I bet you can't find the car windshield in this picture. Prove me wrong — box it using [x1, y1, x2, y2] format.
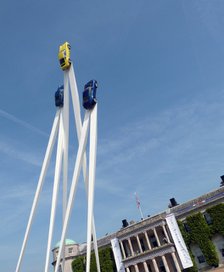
[60, 58, 65, 65]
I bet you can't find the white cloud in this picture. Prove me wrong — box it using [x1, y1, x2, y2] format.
[0, 140, 42, 167]
[0, 108, 48, 137]
[95, 91, 224, 218]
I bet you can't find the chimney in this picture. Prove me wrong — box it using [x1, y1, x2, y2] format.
[220, 175, 224, 187]
[122, 219, 129, 228]
[169, 197, 179, 207]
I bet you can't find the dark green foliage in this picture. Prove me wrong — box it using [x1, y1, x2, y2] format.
[186, 213, 219, 267]
[178, 221, 191, 245]
[99, 247, 116, 272]
[179, 206, 223, 269]
[183, 250, 198, 272]
[178, 221, 197, 272]
[72, 247, 115, 272]
[207, 203, 224, 236]
[72, 256, 85, 272]
[90, 251, 97, 272]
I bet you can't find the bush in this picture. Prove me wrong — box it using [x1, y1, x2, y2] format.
[72, 247, 116, 272]
[72, 256, 85, 272]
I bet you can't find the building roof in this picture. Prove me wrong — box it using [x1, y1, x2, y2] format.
[54, 239, 77, 249]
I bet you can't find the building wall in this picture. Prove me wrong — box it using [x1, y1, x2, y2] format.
[52, 186, 224, 272]
[213, 234, 224, 264]
[52, 244, 80, 272]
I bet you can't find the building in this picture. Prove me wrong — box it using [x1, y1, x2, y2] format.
[52, 239, 86, 272]
[52, 186, 224, 271]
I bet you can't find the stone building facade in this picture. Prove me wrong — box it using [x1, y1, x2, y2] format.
[117, 215, 181, 272]
[52, 239, 85, 272]
[52, 186, 224, 271]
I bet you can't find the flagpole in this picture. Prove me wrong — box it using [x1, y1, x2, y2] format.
[139, 205, 144, 220]
[135, 192, 144, 219]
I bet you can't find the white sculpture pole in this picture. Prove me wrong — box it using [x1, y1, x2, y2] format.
[44, 114, 64, 272]
[68, 64, 101, 272]
[15, 110, 61, 272]
[55, 111, 90, 272]
[61, 69, 70, 272]
[62, 71, 69, 220]
[86, 104, 98, 272]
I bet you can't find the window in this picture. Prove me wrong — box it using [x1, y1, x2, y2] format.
[60, 58, 65, 65]
[204, 212, 212, 225]
[220, 248, 224, 257]
[197, 255, 206, 263]
[183, 222, 191, 232]
[140, 238, 146, 251]
[158, 259, 166, 272]
[149, 235, 158, 247]
[68, 247, 73, 254]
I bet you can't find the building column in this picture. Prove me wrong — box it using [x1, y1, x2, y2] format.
[128, 238, 134, 256]
[171, 252, 181, 272]
[152, 258, 159, 272]
[162, 256, 170, 272]
[126, 267, 130, 272]
[153, 228, 161, 246]
[136, 235, 143, 253]
[143, 261, 149, 272]
[120, 240, 126, 258]
[162, 225, 171, 243]
[144, 231, 152, 250]
[135, 264, 139, 272]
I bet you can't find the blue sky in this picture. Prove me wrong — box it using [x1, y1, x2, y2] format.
[1, 0, 224, 271]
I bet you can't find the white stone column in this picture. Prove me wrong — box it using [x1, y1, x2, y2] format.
[152, 258, 159, 272]
[126, 267, 130, 272]
[128, 238, 134, 256]
[144, 231, 152, 250]
[134, 264, 139, 272]
[143, 261, 149, 272]
[162, 255, 170, 272]
[162, 225, 171, 243]
[136, 235, 143, 253]
[153, 228, 161, 246]
[171, 252, 181, 272]
[120, 240, 126, 258]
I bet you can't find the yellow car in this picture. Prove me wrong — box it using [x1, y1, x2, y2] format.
[58, 42, 71, 70]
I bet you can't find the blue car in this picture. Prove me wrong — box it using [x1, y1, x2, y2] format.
[55, 85, 64, 107]
[83, 80, 98, 110]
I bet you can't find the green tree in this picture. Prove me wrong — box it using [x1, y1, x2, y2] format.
[72, 247, 116, 272]
[72, 256, 84, 272]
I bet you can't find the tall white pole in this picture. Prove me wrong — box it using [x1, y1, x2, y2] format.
[44, 113, 64, 272]
[55, 111, 90, 272]
[69, 65, 101, 272]
[61, 71, 70, 271]
[15, 110, 60, 272]
[68, 64, 82, 137]
[86, 105, 98, 272]
[62, 71, 69, 220]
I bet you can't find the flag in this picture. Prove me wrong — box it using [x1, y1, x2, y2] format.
[135, 192, 141, 209]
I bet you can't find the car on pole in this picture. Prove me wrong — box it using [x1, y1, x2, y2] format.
[83, 80, 98, 110]
[58, 42, 71, 70]
[55, 85, 64, 107]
